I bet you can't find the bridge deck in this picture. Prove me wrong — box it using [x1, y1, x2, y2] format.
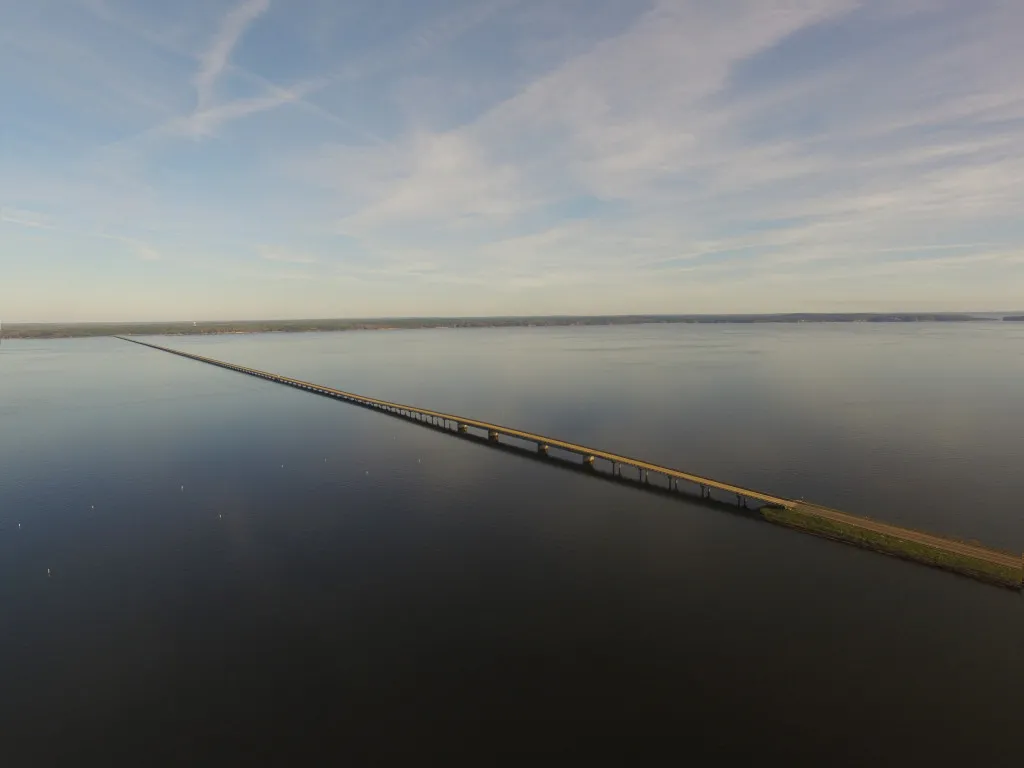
[118, 336, 792, 507]
[117, 335, 1021, 587]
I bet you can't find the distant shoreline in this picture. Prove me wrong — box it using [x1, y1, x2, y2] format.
[2, 313, 1020, 340]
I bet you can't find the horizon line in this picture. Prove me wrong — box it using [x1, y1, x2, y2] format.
[5, 310, 1024, 327]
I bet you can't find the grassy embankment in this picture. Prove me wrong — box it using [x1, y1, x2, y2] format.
[761, 505, 1023, 589]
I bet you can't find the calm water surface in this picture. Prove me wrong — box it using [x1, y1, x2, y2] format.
[1, 324, 1022, 762]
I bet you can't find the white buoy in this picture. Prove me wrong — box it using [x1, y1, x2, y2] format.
[47, 568, 51, 577]
[17, 523, 21, 529]
[181, 485, 184, 492]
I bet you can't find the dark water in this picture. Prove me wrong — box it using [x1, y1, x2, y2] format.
[2, 325, 1022, 763]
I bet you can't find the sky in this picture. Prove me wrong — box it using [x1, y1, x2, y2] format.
[1, 0, 1023, 322]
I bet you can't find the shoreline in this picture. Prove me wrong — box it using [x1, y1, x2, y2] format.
[2, 312, 1017, 340]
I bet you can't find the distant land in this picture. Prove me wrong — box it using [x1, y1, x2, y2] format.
[1004, 315, 1024, 321]
[3, 313, 1022, 340]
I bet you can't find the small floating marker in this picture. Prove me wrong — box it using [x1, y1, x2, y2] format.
[181, 485, 184, 492]
[218, 513, 222, 519]
[17, 523, 21, 529]
[47, 568, 51, 578]
[91, 505, 95, 510]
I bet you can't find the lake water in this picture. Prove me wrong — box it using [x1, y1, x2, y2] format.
[2, 324, 1023, 762]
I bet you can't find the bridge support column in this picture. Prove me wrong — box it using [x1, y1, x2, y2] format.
[537, 444, 549, 455]
[488, 430, 499, 442]
[458, 423, 468, 433]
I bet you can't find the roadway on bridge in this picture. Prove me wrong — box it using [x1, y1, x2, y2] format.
[117, 335, 794, 508]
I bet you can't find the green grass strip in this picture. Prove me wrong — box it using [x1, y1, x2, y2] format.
[762, 506, 1022, 589]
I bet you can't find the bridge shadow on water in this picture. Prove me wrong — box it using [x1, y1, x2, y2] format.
[329, 392, 769, 522]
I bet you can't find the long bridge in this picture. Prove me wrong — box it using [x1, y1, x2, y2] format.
[118, 336, 1023, 589]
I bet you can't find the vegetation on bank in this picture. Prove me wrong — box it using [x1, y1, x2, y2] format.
[0, 313, 990, 340]
[761, 505, 1023, 589]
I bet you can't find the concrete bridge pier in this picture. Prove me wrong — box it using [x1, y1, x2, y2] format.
[537, 443, 549, 455]
[458, 423, 468, 433]
[488, 430, 499, 442]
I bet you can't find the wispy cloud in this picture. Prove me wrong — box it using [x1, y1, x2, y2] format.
[297, 0, 1024, 309]
[175, 85, 314, 139]
[4, 0, 1024, 320]
[259, 246, 318, 264]
[0, 205, 162, 261]
[93, 232, 163, 261]
[0, 208, 57, 230]
[195, 0, 271, 111]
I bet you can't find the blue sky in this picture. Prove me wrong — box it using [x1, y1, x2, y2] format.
[2, 0, 1022, 321]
